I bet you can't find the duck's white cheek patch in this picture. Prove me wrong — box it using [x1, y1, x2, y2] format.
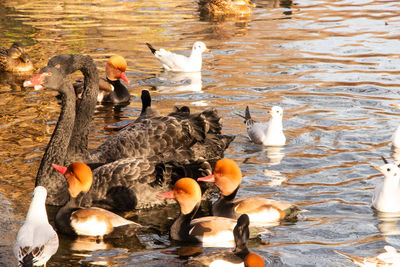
[195, 231, 235, 248]
[71, 218, 109, 237]
[209, 260, 244, 267]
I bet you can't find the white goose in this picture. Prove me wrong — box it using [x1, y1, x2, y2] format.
[14, 186, 59, 266]
[372, 157, 400, 213]
[240, 106, 286, 146]
[146, 41, 207, 72]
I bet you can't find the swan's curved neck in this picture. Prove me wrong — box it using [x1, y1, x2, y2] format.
[48, 54, 99, 163]
[35, 77, 76, 205]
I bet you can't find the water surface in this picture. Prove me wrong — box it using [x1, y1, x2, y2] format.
[1, 0, 400, 266]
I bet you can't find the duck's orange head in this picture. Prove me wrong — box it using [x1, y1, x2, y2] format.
[198, 158, 242, 196]
[245, 253, 265, 267]
[106, 55, 129, 83]
[52, 162, 93, 198]
[157, 178, 201, 215]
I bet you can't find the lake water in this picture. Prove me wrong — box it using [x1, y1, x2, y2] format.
[1, 0, 400, 266]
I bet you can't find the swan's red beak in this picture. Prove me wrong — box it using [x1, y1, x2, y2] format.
[52, 163, 68, 175]
[197, 174, 215, 183]
[120, 72, 130, 84]
[23, 72, 51, 90]
[157, 190, 175, 199]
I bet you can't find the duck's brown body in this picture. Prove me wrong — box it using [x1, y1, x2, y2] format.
[199, 0, 255, 16]
[0, 42, 34, 72]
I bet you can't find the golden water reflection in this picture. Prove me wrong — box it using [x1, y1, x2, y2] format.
[1, 0, 400, 265]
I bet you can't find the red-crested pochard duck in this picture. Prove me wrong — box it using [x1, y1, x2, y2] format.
[157, 178, 239, 247]
[14, 186, 59, 267]
[187, 214, 266, 267]
[73, 55, 130, 104]
[53, 162, 142, 238]
[198, 158, 302, 226]
[0, 42, 34, 73]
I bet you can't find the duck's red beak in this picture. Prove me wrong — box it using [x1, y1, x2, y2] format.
[157, 190, 175, 199]
[52, 163, 68, 175]
[197, 174, 215, 183]
[119, 72, 130, 84]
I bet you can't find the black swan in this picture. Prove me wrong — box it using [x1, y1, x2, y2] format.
[24, 54, 233, 208]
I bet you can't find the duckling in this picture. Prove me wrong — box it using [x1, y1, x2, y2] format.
[0, 42, 34, 73]
[199, 0, 255, 17]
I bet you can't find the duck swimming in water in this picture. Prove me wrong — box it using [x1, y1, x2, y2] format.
[198, 158, 302, 226]
[73, 55, 130, 104]
[53, 162, 142, 237]
[24, 54, 233, 207]
[199, 0, 255, 17]
[157, 178, 240, 247]
[187, 214, 266, 267]
[0, 42, 34, 73]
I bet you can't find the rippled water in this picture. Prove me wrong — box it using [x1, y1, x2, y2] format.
[1, 0, 400, 266]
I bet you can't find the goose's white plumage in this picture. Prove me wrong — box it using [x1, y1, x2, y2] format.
[14, 186, 59, 266]
[372, 163, 400, 213]
[146, 41, 207, 72]
[243, 106, 286, 146]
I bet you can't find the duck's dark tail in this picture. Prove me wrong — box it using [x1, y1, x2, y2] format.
[146, 43, 157, 54]
[140, 89, 152, 116]
[233, 214, 250, 258]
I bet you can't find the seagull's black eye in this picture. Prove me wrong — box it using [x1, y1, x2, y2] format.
[387, 168, 391, 172]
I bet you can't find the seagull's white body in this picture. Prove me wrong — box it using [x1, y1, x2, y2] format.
[372, 163, 400, 213]
[147, 41, 207, 72]
[392, 125, 400, 149]
[336, 245, 400, 267]
[14, 186, 59, 266]
[244, 106, 286, 146]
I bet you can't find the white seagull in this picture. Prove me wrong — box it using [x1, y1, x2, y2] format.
[372, 157, 400, 213]
[14, 186, 59, 266]
[335, 245, 400, 266]
[390, 104, 400, 149]
[240, 106, 286, 146]
[146, 41, 207, 72]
